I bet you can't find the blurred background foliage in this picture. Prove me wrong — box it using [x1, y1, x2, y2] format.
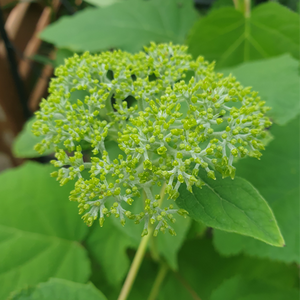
[0, 0, 299, 299]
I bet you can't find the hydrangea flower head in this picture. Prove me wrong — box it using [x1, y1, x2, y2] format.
[33, 43, 271, 236]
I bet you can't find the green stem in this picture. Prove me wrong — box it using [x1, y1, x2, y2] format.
[147, 263, 169, 300]
[117, 183, 167, 300]
[244, 0, 251, 18]
[232, 0, 239, 9]
[232, 0, 251, 17]
[117, 226, 154, 300]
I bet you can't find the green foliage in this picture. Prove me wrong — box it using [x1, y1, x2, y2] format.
[210, 0, 234, 11]
[211, 276, 300, 300]
[177, 170, 284, 246]
[86, 218, 138, 286]
[221, 54, 300, 125]
[5, 1, 300, 299]
[157, 238, 299, 300]
[213, 117, 300, 263]
[9, 278, 107, 300]
[0, 162, 91, 299]
[40, 0, 198, 52]
[84, 0, 120, 7]
[188, 3, 299, 68]
[13, 117, 54, 158]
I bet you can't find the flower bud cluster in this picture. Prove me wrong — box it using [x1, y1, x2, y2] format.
[33, 43, 271, 236]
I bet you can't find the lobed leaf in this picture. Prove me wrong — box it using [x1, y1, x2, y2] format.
[188, 3, 299, 68]
[0, 162, 90, 299]
[9, 278, 107, 300]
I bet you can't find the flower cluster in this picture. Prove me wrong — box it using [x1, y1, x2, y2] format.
[33, 43, 271, 236]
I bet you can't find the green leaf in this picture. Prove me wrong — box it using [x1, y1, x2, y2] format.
[13, 118, 54, 158]
[54, 48, 75, 67]
[211, 276, 300, 300]
[30, 55, 54, 66]
[40, 0, 198, 52]
[85, 218, 138, 287]
[84, 0, 121, 7]
[9, 278, 107, 300]
[221, 54, 300, 125]
[0, 162, 90, 299]
[176, 170, 284, 247]
[185, 220, 207, 239]
[159, 237, 299, 300]
[188, 3, 299, 68]
[213, 117, 300, 263]
[210, 0, 233, 11]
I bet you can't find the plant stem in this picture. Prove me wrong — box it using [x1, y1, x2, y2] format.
[232, 0, 239, 9]
[232, 0, 251, 17]
[244, 0, 251, 18]
[147, 263, 169, 300]
[117, 226, 154, 300]
[117, 183, 167, 300]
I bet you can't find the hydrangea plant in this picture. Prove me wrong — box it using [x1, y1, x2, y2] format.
[32, 43, 271, 237]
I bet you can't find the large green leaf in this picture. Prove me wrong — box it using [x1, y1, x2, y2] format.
[211, 276, 300, 300]
[0, 162, 90, 299]
[176, 171, 284, 247]
[40, 0, 198, 53]
[221, 54, 300, 125]
[213, 117, 300, 263]
[188, 3, 299, 68]
[9, 278, 107, 300]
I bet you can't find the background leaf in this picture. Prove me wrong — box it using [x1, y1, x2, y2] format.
[213, 117, 300, 263]
[158, 237, 299, 300]
[221, 54, 300, 125]
[188, 3, 299, 68]
[0, 162, 90, 299]
[13, 118, 54, 158]
[9, 278, 107, 300]
[84, 0, 121, 7]
[155, 211, 191, 270]
[40, 0, 198, 53]
[211, 276, 300, 300]
[85, 218, 138, 287]
[176, 171, 284, 247]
